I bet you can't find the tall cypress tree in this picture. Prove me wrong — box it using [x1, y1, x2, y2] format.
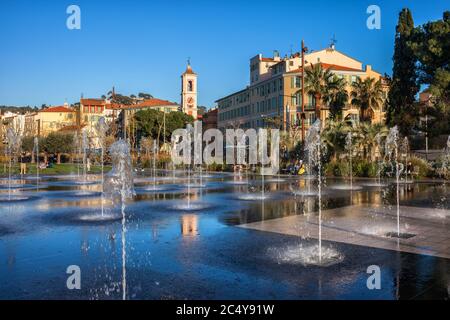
[386, 8, 418, 135]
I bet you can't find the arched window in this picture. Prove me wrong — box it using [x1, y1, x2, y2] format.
[188, 80, 194, 92]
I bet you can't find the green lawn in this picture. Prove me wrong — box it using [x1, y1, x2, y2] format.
[0, 163, 112, 176]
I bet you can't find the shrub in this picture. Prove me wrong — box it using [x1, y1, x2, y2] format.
[432, 155, 449, 179]
[324, 159, 349, 177]
[408, 156, 432, 178]
[325, 158, 379, 178]
[206, 162, 225, 172]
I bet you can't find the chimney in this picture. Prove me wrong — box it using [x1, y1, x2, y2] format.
[366, 65, 372, 72]
[273, 50, 280, 61]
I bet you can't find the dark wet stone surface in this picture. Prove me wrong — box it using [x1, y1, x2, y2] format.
[0, 174, 448, 299]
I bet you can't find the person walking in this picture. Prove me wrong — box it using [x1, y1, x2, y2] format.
[20, 152, 27, 175]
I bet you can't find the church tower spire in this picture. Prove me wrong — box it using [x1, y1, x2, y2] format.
[181, 60, 198, 119]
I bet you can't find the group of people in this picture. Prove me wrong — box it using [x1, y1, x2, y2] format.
[288, 160, 306, 176]
[17, 152, 59, 174]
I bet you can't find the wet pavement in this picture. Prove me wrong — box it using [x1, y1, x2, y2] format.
[0, 172, 449, 299]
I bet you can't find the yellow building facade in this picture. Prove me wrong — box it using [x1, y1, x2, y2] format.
[217, 45, 389, 134]
[36, 105, 76, 136]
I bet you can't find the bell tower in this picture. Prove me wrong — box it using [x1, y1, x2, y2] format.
[181, 60, 198, 119]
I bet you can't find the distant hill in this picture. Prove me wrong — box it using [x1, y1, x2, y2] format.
[0, 105, 39, 114]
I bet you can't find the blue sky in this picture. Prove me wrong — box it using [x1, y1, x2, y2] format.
[0, 0, 447, 108]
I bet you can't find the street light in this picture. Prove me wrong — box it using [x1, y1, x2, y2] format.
[301, 40, 308, 141]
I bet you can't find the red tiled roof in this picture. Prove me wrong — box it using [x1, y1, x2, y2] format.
[59, 124, 86, 132]
[261, 57, 275, 62]
[286, 63, 362, 74]
[106, 98, 179, 110]
[286, 67, 304, 74]
[269, 60, 285, 68]
[183, 65, 196, 75]
[136, 98, 178, 108]
[40, 106, 74, 113]
[105, 103, 123, 110]
[319, 63, 362, 72]
[80, 98, 105, 105]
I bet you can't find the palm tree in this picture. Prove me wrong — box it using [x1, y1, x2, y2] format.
[321, 119, 352, 161]
[354, 122, 388, 161]
[323, 75, 348, 120]
[350, 77, 384, 122]
[304, 64, 335, 120]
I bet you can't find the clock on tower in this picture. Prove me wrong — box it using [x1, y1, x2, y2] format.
[181, 61, 198, 119]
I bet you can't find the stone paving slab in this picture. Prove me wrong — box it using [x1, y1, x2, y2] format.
[238, 204, 450, 259]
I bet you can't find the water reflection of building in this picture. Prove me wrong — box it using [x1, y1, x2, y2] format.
[181, 215, 199, 237]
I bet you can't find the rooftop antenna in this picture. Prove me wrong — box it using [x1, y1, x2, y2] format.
[330, 34, 337, 49]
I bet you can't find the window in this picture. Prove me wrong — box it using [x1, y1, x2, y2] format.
[351, 75, 357, 83]
[306, 94, 313, 107]
[308, 113, 316, 125]
[297, 93, 302, 107]
[188, 80, 194, 92]
[295, 76, 301, 88]
[291, 76, 301, 88]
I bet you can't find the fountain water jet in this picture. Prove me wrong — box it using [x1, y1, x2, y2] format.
[5, 129, 21, 201]
[329, 131, 362, 191]
[305, 120, 324, 263]
[346, 132, 353, 190]
[385, 126, 403, 238]
[401, 137, 412, 184]
[82, 130, 88, 183]
[96, 117, 109, 216]
[104, 140, 134, 300]
[34, 137, 40, 190]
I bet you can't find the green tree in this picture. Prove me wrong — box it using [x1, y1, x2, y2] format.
[135, 110, 193, 144]
[43, 133, 74, 164]
[135, 109, 163, 141]
[321, 120, 351, 161]
[350, 77, 384, 123]
[164, 111, 194, 142]
[355, 122, 388, 161]
[323, 76, 348, 120]
[305, 64, 335, 120]
[409, 10, 450, 135]
[197, 106, 207, 116]
[386, 8, 419, 134]
[21, 136, 42, 163]
[138, 92, 153, 99]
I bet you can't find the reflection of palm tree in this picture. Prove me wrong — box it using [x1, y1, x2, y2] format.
[350, 77, 384, 122]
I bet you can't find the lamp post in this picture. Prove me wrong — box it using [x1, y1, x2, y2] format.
[301, 40, 307, 142]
